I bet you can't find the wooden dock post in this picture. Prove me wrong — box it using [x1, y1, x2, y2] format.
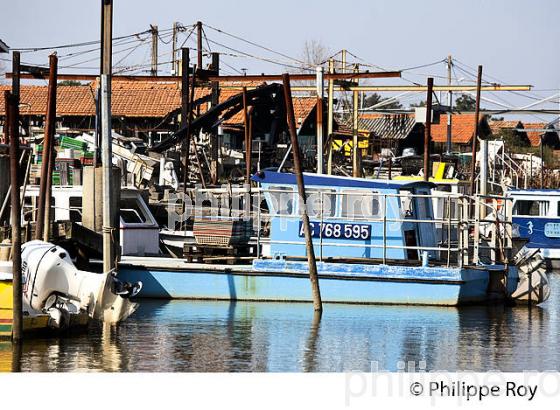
[469, 65, 483, 196]
[35, 54, 57, 240]
[5, 90, 22, 341]
[242, 87, 252, 184]
[282, 73, 323, 312]
[423, 77, 434, 182]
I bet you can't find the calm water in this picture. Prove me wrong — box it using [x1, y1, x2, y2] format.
[2, 273, 560, 372]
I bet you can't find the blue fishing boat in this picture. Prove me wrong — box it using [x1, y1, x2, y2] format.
[115, 172, 549, 306]
[510, 189, 560, 267]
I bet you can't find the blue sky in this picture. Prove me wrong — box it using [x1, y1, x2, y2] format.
[2, 0, 559, 118]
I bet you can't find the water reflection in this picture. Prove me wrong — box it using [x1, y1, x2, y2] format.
[1, 274, 559, 372]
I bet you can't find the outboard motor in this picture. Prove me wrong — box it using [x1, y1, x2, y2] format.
[21, 240, 142, 328]
[511, 247, 550, 305]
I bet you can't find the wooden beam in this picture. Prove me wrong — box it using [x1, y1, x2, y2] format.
[6, 71, 401, 83]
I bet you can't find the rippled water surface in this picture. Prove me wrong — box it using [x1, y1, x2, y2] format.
[2, 273, 560, 372]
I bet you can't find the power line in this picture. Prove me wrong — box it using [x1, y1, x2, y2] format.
[204, 23, 307, 66]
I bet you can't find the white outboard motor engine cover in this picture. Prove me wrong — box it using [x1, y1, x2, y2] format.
[22, 240, 141, 324]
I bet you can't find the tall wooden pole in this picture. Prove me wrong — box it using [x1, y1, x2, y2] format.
[210, 52, 220, 184]
[5, 90, 22, 341]
[469, 65, 483, 196]
[446, 55, 453, 154]
[423, 77, 434, 182]
[181, 48, 190, 189]
[282, 73, 322, 312]
[326, 59, 334, 175]
[35, 54, 57, 240]
[242, 87, 252, 184]
[540, 135, 544, 189]
[352, 64, 360, 177]
[196, 21, 203, 69]
[315, 66, 324, 174]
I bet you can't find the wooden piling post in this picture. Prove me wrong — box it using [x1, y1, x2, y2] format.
[242, 87, 252, 184]
[5, 91, 22, 341]
[326, 59, 334, 175]
[423, 77, 434, 182]
[469, 65, 483, 196]
[210, 52, 220, 185]
[315, 66, 324, 174]
[35, 54, 57, 240]
[196, 21, 203, 70]
[282, 73, 323, 312]
[181, 48, 190, 190]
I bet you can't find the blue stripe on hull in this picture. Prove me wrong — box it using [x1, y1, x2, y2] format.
[116, 266, 490, 306]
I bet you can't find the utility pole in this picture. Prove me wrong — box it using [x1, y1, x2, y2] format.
[446, 55, 453, 154]
[326, 59, 335, 175]
[352, 64, 360, 177]
[282, 73, 322, 313]
[341, 49, 346, 73]
[315, 66, 324, 174]
[196, 21, 203, 70]
[35, 54, 57, 240]
[469, 65, 483, 196]
[171, 22, 178, 75]
[210, 52, 220, 184]
[424, 78, 434, 182]
[101, 0, 116, 274]
[150, 24, 158, 76]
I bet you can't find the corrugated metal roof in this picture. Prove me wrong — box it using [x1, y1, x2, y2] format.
[357, 114, 417, 140]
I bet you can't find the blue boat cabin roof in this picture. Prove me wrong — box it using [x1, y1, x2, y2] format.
[509, 189, 560, 197]
[252, 171, 436, 191]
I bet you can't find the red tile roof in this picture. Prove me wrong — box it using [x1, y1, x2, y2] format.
[489, 120, 550, 147]
[522, 122, 547, 147]
[489, 120, 520, 135]
[431, 113, 485, 144]
[0, 80, 316, 126]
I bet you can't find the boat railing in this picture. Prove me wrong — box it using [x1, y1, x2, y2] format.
[171, 187, 513, 268]
[254, 189, 513, 268]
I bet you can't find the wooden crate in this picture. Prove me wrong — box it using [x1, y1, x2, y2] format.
[193, 217, 252, 248]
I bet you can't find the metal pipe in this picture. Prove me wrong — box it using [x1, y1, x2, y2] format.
[282, 73, 322, 312]
[35, 54, 57, 240]
[423, 77, 434, 182]
[6, 91, 23, 341]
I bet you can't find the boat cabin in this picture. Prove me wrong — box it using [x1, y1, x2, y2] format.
[510, 189, 560, 258]
[21, 186, 160, 256]
[252, 171, 437, 262]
